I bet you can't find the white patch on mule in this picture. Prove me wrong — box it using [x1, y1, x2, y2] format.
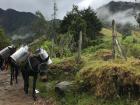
[35, 89, 40, 94]
[39, 48, 49, 60]
[47, 58, 52, 65]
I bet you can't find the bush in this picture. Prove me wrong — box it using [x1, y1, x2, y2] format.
[121, 36, 140, 58]
[94, 49, 112, 60]
[41, 40, 52, 54]
[77, 59, 140, 99]
[48, 58, 83, 81]
[0, 28, 10, 49]
[129, 44, 140, 58]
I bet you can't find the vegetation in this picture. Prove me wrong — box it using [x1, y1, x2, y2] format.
[33, 27, 139, 105]
[60, 5, 102, 48]
[1, 2, 140, 105]
[0, 28, 10, 49]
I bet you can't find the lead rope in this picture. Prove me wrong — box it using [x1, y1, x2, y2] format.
[28, 56, 33, 71]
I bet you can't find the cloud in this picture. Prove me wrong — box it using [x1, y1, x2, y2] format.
[0, 0, 137, 19]
[78, 0, 135, 9]
[78, 0, 94, 9]
[97, 5, 139, 25]
[12, 33, 35, 40]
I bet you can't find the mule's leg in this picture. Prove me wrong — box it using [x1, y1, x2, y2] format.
[15, 65, 19, 84]
[22, 71, 29, 94]
[21, 71, 26, 92]
[0, 59, 4, 71]
[0, 60, 2, 71]
[24, 74, 29, 95]
[32, 74, 38, 101]
[10, 64, 14, 85]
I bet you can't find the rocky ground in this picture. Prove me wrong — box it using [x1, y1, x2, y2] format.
[0, 71, 47, 105]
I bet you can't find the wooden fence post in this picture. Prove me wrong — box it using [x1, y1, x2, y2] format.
[112, 20, 116, 59]
[77, 31, 82, 64]
[51, 38, 54, 58]
[112, 19, 127, 60]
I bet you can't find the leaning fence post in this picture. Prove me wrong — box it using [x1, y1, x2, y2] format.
[77, 31, 82, 64]
[112, 20, 116, 59]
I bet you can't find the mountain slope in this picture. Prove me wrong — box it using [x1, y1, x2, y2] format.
[0, 8, 38, 35]
[96, 1, 140, 26]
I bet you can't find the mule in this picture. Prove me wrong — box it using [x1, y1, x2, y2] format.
[22, 48, 52, 100]
[10, 58, 20, 85]
[10, 45, 29, 85]
[0, 45, 16, 71]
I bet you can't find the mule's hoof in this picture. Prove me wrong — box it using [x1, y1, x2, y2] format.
[25, 91, 28, 95]
[33, 96, 37, 101]
[10, 82, 13, 85]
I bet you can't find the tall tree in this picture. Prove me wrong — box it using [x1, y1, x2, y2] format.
[69, 16, 87, 47]
[60, 5, 102, 48]
[81, 7, 102, 40]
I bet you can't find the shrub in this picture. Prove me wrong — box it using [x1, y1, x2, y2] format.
[48, 58, 83, 81]
[77, 59, 140, 99]
[0, 28, 10, 49]
[129, 44, 140, 58]
[41, 40, 52, 55]
[94, 49, 112, 60]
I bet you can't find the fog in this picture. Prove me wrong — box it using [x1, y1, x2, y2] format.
[97, 6, 139, 26]
[12, 33, 34, 40]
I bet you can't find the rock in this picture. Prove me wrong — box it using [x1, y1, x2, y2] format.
[55, 81, 76, 97]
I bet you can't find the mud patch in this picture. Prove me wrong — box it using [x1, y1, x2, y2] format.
[0, 71, 50, 105]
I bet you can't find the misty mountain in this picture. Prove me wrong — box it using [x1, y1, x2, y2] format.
[96, 1, 140, 26]
[0, 8, 38, 36]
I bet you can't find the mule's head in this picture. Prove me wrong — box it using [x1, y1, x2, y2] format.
[35, 48, 52, 64]
[35, 48, 52, 82]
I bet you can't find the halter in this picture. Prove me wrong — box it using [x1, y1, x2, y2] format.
[38, 56, 49, 73]
[28, 56, 33, 71]
[27, 55, 49, 73]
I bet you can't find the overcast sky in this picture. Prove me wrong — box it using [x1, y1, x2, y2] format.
[0, 0, 139, 19]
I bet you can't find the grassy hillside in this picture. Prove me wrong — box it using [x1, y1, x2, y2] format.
[33, 27, 140, 105]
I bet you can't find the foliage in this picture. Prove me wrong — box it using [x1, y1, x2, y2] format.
[48, 58, 81, 81]
[60, 5, 102, 48]
[41, 40, 52, 54]
[77, 58, 140, 99]
[93, 49, 112, 60]
[81, 7, 102, 40]
[129, 44, 140, 58]
[68, 15, 87, 47]
[0, 28, 10, 49]
[41, 33, 74, 58]
[121, 35, 140, 58]
[55, 33, 74, 57]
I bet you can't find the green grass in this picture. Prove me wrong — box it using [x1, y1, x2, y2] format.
[100, 28, 122, 41]
[36, 28, 140, 105]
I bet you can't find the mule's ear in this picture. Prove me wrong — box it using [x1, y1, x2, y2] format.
[48, 58, 52, 65]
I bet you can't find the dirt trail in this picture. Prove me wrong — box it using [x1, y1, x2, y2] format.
[0, 71, 47, 105]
